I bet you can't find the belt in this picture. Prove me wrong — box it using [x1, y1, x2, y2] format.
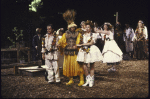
[45, 49, 57, 54]
[106, 38, 111, 41]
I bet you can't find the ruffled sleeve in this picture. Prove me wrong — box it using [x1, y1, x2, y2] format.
[76, 33, 81, 44]
[58, 33, 67, 55]
[92, 33, 98, 44]
[144, 26, 148, 40]
[131, 28, 135, 41]
[76, 33, 81, 51]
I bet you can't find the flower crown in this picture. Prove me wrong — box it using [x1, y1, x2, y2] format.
[138, 20, 144, 24]
[85, 20, 94, 28]
[104, 22, 113, 29]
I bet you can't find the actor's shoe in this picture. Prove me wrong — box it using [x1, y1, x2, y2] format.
[112, 68, 116, 72]
[66, 77, 74, 85]
[82, 75, 90, 86]
[55, 82, 61, 84]
[108, 67, 114, 72]
[108, 67, 116, 72]
[48, 81, 54, 84]
[78, 74, 84, 86]
[44, 71, 48, 81]
[89, 75, 94, 87]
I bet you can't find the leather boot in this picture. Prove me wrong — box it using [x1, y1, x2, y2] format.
[82, 75, 90, 86]
[89, 75, 94, 87]
[78, 73, 84, 86]
[66, 77, 74, 85]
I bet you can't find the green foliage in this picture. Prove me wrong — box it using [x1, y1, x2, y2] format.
[7, 27, 24, 49]
[29, 0, 43, 12]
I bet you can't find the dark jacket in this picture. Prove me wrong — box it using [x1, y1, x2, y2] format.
[32, 34, 43, 60]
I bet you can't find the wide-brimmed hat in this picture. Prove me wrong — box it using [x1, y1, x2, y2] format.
[68, 22, 77, 29]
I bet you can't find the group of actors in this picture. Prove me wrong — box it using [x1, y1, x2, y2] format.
[32, 9, 148, 87]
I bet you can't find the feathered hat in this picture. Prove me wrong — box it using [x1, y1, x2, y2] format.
[63, 9, 77, 29]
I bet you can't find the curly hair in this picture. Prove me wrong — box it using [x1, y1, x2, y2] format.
[47, 24, 54, 29]
[104, 22, 112, 31]
[85, 20, 94, 32]
[85, 20, 94, 28]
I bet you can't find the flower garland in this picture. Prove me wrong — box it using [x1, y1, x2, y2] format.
[79, 33, 92, 53]
[135, 27, 144, 41]
[50, 31, 57, 51]
[43, 31, 58, 54]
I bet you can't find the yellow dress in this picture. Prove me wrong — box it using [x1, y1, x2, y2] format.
[58, 33, 81, 77]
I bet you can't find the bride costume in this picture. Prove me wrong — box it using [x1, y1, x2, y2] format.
[102, 30, 123, 63]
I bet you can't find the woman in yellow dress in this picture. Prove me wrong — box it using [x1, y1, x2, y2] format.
[56, 9, 84, 86]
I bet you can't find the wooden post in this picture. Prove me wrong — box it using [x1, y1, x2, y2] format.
[116, 12, 118, 23]
[16, 42, 20, 63]
[14, 66, 18, 75]
[38, 60, 42, 68]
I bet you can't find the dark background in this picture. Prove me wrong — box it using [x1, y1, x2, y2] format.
[1, 0, 149, 48]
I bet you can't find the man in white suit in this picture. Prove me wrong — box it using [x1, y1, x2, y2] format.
[123, 24, 135, 58]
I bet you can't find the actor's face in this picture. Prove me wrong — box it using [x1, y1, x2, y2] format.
[70, 27, 76, 32]
[94, 27, 98, 32]
[104, 24, 108, 30]
[116, 22, 120, 25]
[86, 25, 91, 33]
[38, 28, 42, 33]
[81, 23, 85, 29]
[47, 26, 53, 34]
[138, 21, 142, 27]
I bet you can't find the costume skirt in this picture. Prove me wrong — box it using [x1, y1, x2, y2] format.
[102, 40, 123, 63]
[77, 45, 103, 63]
[63, 54, 81, 77]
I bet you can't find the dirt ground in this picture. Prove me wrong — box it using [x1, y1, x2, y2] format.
[1, 59, 149, 98]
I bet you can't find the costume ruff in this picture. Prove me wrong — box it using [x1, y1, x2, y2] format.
[77, 33, 103, 63]
[58, 32, 81, 77]
[102, 31, 123, 63]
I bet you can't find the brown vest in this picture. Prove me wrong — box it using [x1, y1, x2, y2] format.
[64, 30, 78, 55]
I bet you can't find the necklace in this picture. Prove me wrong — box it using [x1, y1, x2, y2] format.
[79, 32, 93, 53]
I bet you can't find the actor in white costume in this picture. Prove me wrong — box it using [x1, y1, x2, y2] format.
[77, 20, 103, 87]
[96, 22, 123, 72]
[56, 28, 64, 69]
[123, 24, 135, 58]
[42, 24, 60, 83]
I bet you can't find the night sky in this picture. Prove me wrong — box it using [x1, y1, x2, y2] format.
[1, 0, 149, 48]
